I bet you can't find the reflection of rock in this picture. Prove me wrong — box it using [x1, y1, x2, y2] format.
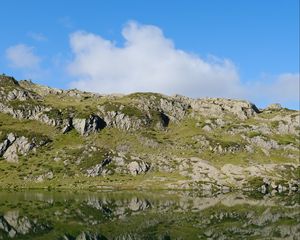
[0, 210, 50, 238]
[75, 231, 107, 240]
[85, 195, 152, 220]
[128, 197, 151, 211]
[0, 191, 299, 240]
[4, 210, 32, 235]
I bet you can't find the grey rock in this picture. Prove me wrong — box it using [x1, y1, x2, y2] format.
[86, 158, 112, 177]
[191, 98, 259, 120]
[98, 108, 147, 131]
[249, 136, 279, 150]
[0, 139, 11, 156]
[265, 103, 282, 110]
[4, 210, 32, 235]
[73, 115, 106, 135]
[76, 231, 107, 240]
[61, 118, 73, 133]
[3, 136, 35, 163]
[127, 161, 151, 175]
[7, 133, 16, 143]
[36, 171, 54, 182]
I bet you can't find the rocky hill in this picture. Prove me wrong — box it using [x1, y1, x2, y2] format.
[0, 74, 299, 192]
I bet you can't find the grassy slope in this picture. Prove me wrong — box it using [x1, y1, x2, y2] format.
[0, 79, 299, 189]
[0, 98, 299, 189]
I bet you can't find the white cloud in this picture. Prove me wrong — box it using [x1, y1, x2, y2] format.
[6, 44, 41, 69]
[64, 21, 299, 108]
[68, 21, 242, 98]
[248, 73, 300, 106]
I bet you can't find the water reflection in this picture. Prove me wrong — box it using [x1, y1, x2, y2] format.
[0, 191, 299, 239]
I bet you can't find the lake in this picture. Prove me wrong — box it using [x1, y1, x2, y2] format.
[0, 190, 299, 239]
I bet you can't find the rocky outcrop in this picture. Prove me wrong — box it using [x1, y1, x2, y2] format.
[0, 133, 16, 156]
[73, 115, 106, 135]
[271, 114, 300, 135]
[86, 156, 151, 177]
[86, 158, 112, 177]
[19, 79, 63, 96]
[3, 136, 35, 163]
[190, 98, 259, 120]
[265, 103, 283, 111]
[97, 107, 149, 131]
[0, 133, 49, 163]
[127, 161, 151, 175]
[169, 157, 300, 191]
[0, 75, 299, 191]
[129, 93, 189, 122]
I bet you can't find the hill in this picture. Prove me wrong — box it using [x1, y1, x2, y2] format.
[0, 74, 299, 192]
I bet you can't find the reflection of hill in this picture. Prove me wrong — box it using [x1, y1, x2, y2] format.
[0, 191, 299, 239]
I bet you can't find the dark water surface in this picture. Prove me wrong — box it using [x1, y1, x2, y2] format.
[0, 190, 299, 240]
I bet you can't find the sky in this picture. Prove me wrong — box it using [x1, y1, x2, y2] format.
[0, 0, 299, 109]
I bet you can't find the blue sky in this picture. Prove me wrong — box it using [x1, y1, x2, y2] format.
[0, 0, 299, 109]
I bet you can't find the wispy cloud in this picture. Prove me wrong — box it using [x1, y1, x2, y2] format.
[58, 16, 74, 29]
[5, 44, 48, 80]
[6, 44, 41, 69]
[248, 73, 300, 106]
[28, 32, 47, 42]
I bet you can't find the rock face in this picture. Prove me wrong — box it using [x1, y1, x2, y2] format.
[3, 136, 34, 163]
[190, 98, 259, 120]
[0, 75, 299, 191]
[97, 107, 149, 131]
[73, 115, 106, 135]
[0, 133, 49, 163]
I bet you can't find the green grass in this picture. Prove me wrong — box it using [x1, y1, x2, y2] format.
[0, 81, 299, 190]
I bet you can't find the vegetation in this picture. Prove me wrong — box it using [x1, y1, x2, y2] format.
[0, 76, 299, 190]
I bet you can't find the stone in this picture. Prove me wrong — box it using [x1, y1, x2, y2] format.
[36, 171, 54, 182]
[127, 161, 150, 175]
[73, 115, 106, 135]
[265, 103, 282, 110]
[76, 231, 107, 240]
[86, 158, 112, 177]
[3, 136, 35, 163]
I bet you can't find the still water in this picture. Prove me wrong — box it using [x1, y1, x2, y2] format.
[0, 190, 299, 240]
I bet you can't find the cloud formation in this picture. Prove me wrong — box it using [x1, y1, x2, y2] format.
[249, 73, 300, 106]
[6, 44, 41, 69]
[68, 21, 242, 98]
